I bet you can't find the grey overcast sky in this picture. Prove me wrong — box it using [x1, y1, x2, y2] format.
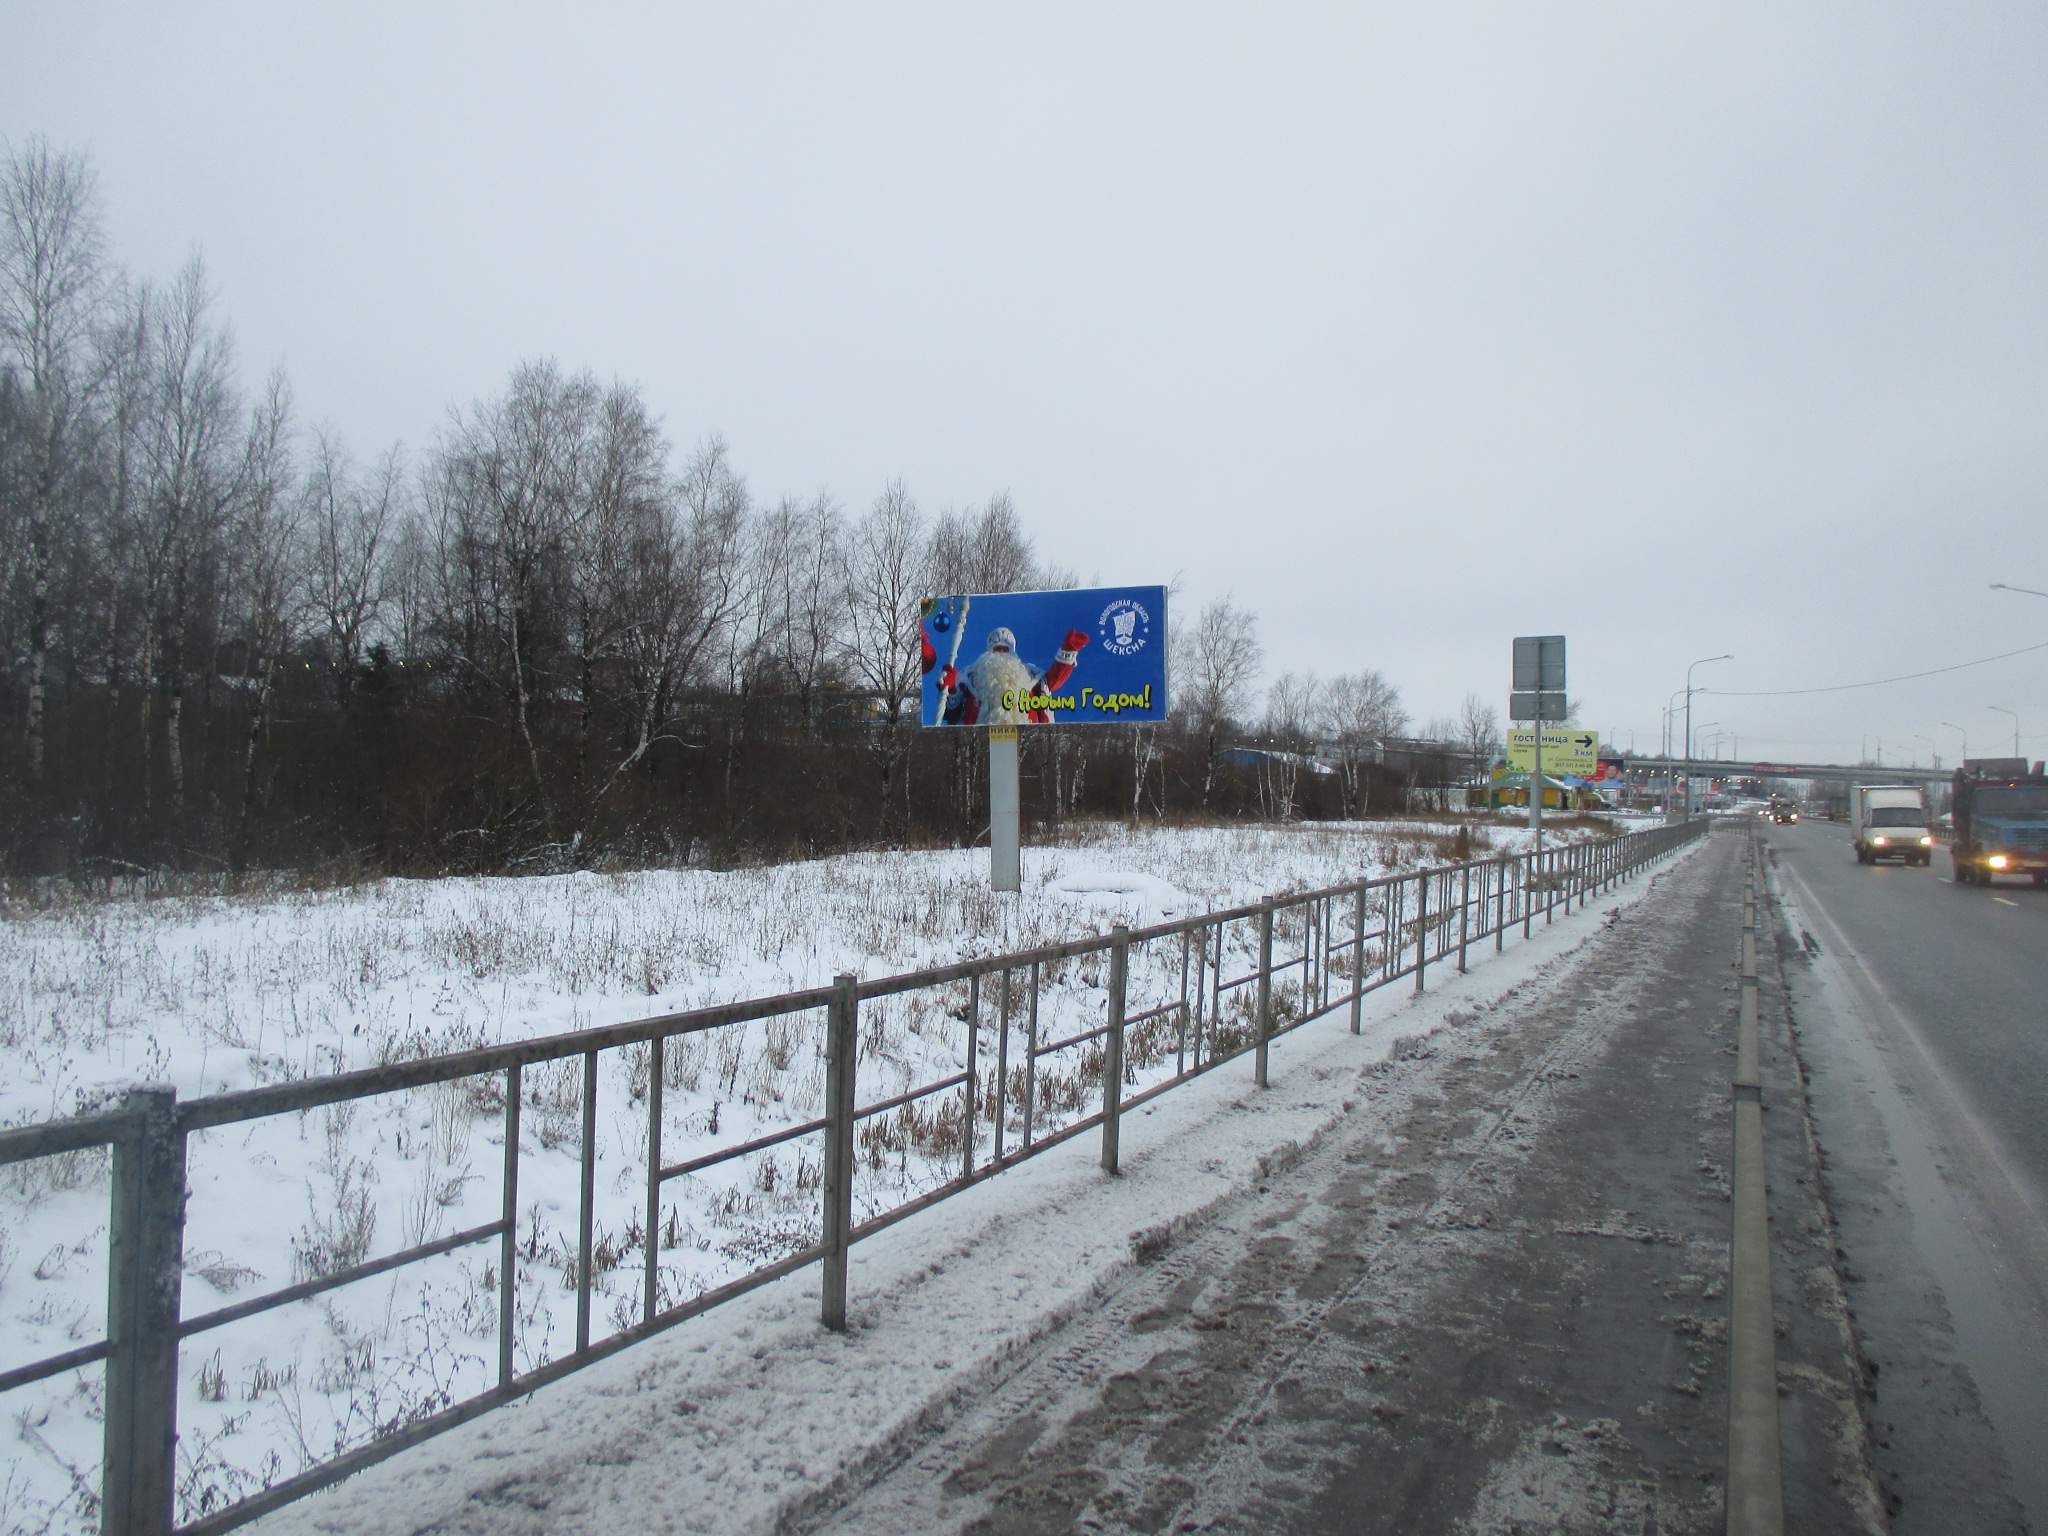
[7, 2, 2047, 767]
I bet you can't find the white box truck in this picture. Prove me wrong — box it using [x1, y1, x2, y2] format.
[1850, 784, 1932, 866]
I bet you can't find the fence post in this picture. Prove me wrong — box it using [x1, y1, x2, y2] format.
[962, 972, 980, 1181]
[501, 1064, 522, 1384]
[1024, 960, 1041, 1149]
[1350, 880, 1366, 1034]
[1255, 902, 1275, 1088]
[821, 974, 858, 1331]
[1414, 871, 1430, 993]
[1101, 925, 1129, 1175]
[575, 1049, 598, 1353]
[1458, 863, 1471, 973]
[644, 1041, 663, 1326]
[104, 1085, 185, 1536]
[1521, 849, 1534, 938]
[994, 967, 1012, 1162]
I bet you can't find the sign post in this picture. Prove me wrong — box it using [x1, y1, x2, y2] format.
[1510, 636, 1568, 862]
[921, 585, 1168, 892]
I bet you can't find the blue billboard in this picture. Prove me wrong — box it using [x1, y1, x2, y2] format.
[920, 585, 1168, 726]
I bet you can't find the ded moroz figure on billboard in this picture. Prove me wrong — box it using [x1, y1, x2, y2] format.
[924, 624, 1088, 724]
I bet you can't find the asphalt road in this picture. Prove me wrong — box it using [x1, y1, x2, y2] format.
[1762, 814, 2048, 1533]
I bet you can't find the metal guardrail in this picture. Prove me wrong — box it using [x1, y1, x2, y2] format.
[0, 818, 1707, 1536]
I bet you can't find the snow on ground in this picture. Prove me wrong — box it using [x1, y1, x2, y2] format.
[0, 813, 1640, 1534]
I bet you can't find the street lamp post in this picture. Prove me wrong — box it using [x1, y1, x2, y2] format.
[1990, 706, 2021, 758]
[1661, 688, 1687, 813]
[1943, 722, 1969, 767]
[1684, 655, 1732, 821]
[1914, 734, 1938, 771]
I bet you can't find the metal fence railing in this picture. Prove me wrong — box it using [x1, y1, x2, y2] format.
[0, 817, 1707, 1536]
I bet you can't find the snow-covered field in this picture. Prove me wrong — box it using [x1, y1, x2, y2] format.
[0, 814, 1630, 1535]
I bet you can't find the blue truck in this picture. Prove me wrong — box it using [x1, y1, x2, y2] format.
[1950, 758, 2048, 886]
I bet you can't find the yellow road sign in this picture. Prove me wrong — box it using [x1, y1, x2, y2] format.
[1505, 728, 1599, 777]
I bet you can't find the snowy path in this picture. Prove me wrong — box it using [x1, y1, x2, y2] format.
[793, 824, 1881, 1536]
[247, 829, 1712, 1536]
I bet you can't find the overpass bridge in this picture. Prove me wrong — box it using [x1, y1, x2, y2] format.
[1610, 756, 1953, 788]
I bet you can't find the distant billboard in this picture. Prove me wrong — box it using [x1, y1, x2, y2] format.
[920, 585, 1168, 726]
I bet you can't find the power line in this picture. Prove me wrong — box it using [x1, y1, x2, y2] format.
[1701, 638, 2048, 698]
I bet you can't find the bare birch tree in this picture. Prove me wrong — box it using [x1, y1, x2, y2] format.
[1261, 670, 1321, 820]
[1322, 669, 1406, 817]
[431, 359, 595, 832]
[1173, 596, 1262, 806]
[930, 492, 1040, 596]
[0, 138, 110, 787]
[1456, 693, 1502, 773]
[838, 479, 929, 829]
[301, 431, 400, 704]
[136, 259, 242, 821]
[228, 372, 302, 855]
[577, 431, 745, 824]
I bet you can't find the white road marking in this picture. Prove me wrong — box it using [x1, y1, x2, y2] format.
[1994, 897, 2020, 908]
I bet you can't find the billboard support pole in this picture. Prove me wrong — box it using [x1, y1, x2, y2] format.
[990, 725, 1021, 892]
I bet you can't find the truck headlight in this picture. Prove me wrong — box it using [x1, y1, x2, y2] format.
[1989, 855, 2010, 869]
[1872, 836, 1887, 846]
[1920, 836, 1933, 846]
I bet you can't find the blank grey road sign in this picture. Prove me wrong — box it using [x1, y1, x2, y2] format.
[1509, 691, 1570, 721]
[1513, 635, 1566, 692]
